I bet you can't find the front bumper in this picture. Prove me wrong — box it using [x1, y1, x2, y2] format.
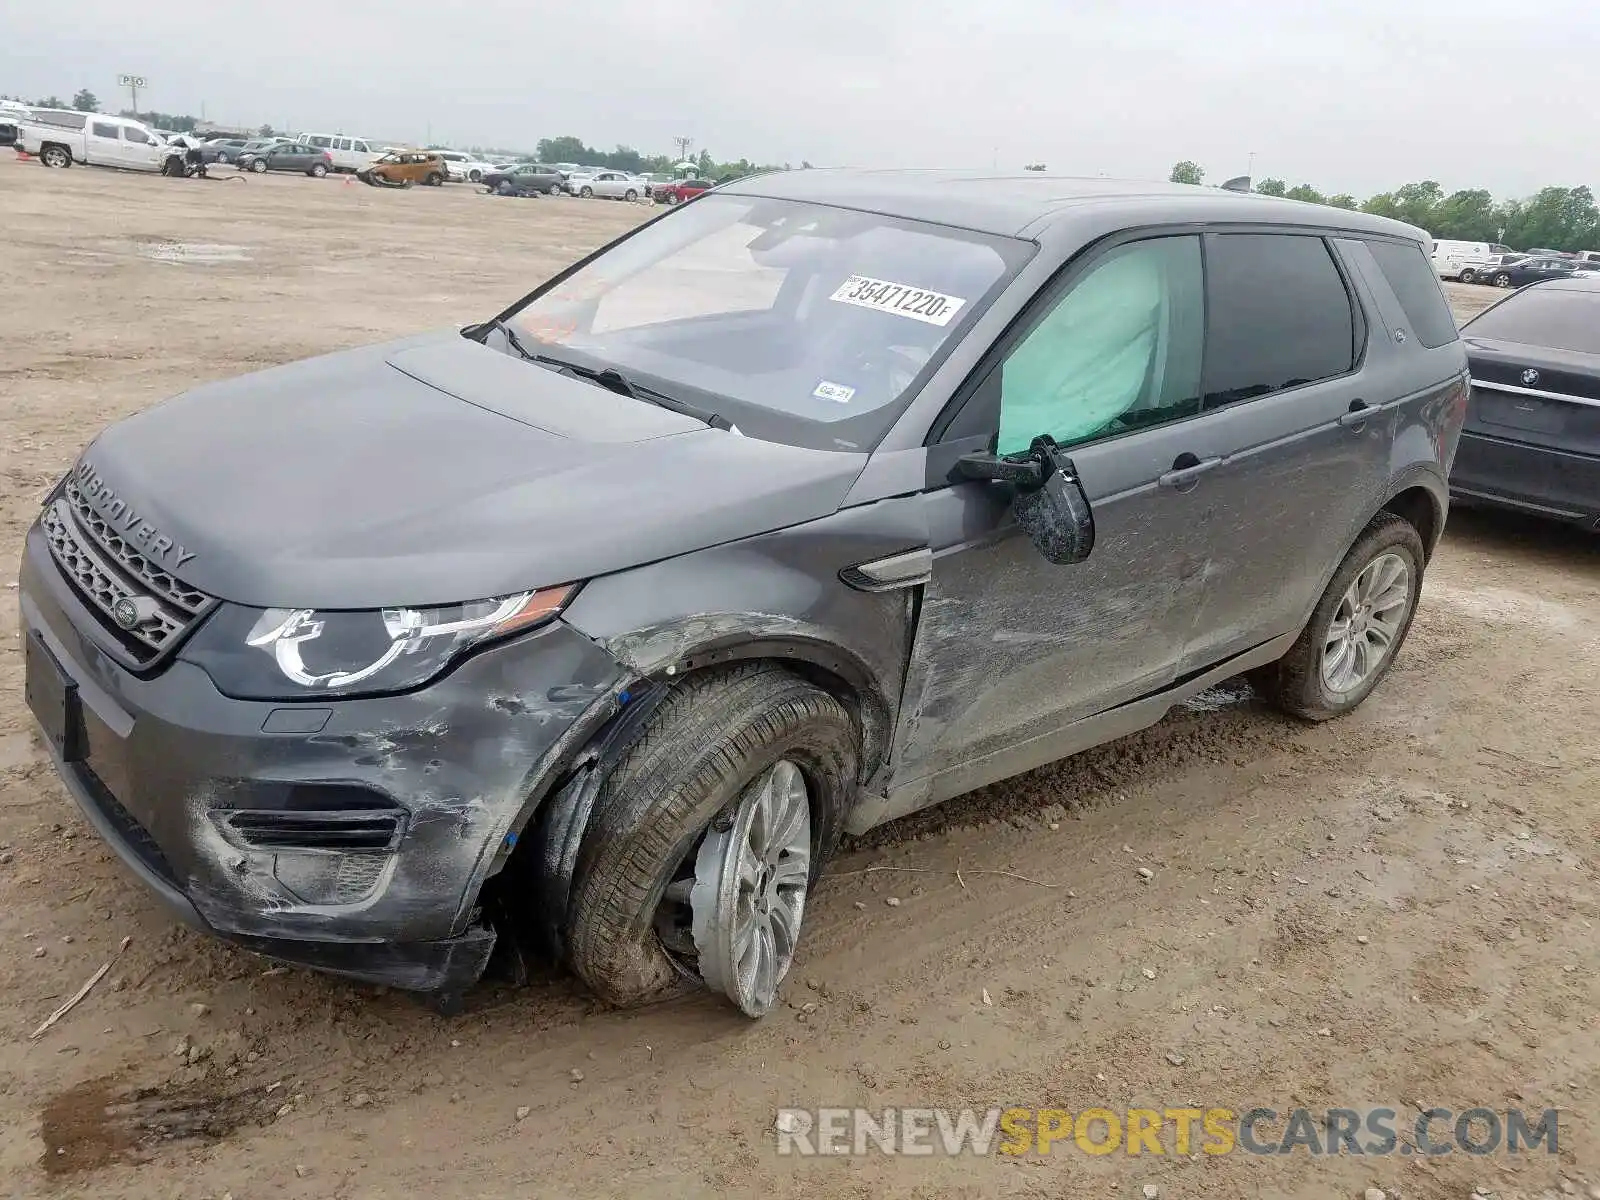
[1450, 430, 1600, 528]
[19, 525, 629, 992]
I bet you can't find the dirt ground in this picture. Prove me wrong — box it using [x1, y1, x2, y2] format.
[1, 158, 1597, 1200]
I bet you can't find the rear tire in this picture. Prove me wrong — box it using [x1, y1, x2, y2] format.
[548, 183, 562, 196]
[565, 664, 858, 1011]
[310, 162, 328, 178]
[425, 172, 443, 186]
[1250, 512, 1425, 721]
[40, 144, 70, 169]
[1458, 268, 1476, 284]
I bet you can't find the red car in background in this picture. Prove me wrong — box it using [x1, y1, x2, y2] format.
[651, 177, 713, 205]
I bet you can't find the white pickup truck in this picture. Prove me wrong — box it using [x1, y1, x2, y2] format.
[19, 111, 183, 173]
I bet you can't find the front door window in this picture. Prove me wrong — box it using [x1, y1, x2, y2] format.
[997, 236, 1204, 455]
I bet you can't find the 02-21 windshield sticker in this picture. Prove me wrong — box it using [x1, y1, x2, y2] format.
[828, 275, 967, 327]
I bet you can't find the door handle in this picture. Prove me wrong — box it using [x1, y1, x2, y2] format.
[1158, 454, 1222, 490]
[1337, 399, 1373, 428]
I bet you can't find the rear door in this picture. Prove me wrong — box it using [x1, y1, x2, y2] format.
[87, 119, 125, 167]
[1172, 232, 1389, 671]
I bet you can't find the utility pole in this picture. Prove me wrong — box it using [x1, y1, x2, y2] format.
[674, 136, 693, 162]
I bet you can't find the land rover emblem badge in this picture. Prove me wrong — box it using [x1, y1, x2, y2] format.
[1522, 368, 1540, 385]
[112, 598, 140, 629]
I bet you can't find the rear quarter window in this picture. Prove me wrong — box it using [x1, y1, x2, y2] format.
[1365, 240, 1460, 349]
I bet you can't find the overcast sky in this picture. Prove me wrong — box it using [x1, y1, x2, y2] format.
[3, 0, 1592, 199]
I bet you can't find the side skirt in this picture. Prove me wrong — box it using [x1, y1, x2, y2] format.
[846, 630, 1297, 834]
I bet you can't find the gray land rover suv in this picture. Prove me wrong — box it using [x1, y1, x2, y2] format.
[20, 171, 1468, 1017]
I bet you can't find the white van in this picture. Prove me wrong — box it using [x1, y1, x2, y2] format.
[293, 132, 380, 173]
[1430, 239, 1496, 283]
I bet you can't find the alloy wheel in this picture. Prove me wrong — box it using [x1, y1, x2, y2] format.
[1321, 551, 1411, 693]
[690, 759, 811, 1017]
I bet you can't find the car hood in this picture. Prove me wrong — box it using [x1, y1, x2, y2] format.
[70, 332, 868, 609]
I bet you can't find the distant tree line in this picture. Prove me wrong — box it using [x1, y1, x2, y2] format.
[524, 136, 797, 180]
[1169, 161, 1600, 252]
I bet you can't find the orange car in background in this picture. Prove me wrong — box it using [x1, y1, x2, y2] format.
[357, 150, 448, 188]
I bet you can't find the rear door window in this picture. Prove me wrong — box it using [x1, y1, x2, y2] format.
[1202, 234, 1357, 408]
[1364, 239, 1460, 349]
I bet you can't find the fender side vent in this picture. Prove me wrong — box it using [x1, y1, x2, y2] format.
[224, 810, 404, 852]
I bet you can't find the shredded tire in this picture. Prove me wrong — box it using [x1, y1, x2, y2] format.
[564, 664, 858, 1007]
[1251, 511, 1425, 721]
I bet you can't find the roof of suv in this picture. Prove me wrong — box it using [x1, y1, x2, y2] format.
[719, 168, 1426, 242]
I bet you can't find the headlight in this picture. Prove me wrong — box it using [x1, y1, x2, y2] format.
[181, 585, 577, 700]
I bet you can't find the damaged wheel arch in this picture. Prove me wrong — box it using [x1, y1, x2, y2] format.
[561, 662, 858, 1009]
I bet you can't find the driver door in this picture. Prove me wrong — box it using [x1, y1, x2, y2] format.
[887, 233, 1217, 805]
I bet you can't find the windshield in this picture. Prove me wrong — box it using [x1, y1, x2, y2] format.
[504, 195, 1028, 449]
[1466, 286, 1600, 355]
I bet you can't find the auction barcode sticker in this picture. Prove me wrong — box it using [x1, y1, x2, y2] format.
[828, 275, 966, 327]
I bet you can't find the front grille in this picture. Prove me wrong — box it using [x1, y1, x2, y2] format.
[62, 480, 211, 612]
[40, 490, 215, 664]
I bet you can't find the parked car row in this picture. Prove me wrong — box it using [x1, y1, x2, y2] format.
[1433, 239, 1600, 287]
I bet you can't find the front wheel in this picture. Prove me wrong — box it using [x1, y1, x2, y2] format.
[250, 158, 267, 173]
[666, 192, 679, 205]
[1251, 512, 1425, 721]
[579, 185, 593, 198]
[309, 162, 328, 177]
[1494, 273, 1513, 287]
[565, 664, 858, 1016]
[468, 169, 481, 183]
[40, 145, 70, 169]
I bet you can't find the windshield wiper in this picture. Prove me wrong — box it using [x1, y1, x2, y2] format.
[475, 317, 536, 362]
[474, 320, 734, 432]
[529, 351, 734, 432]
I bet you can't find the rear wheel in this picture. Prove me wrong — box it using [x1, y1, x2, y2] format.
[40, 144, 70, 169]
[548, 183, 562, 196]
[1458, 268, 1476, 284]
[565, 665, 858, 1015]
[425, 172, 443, 186]
[309, 162, 328, 178]
[468, 169, 482, 183]
[1251, 513, 1424, 721]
